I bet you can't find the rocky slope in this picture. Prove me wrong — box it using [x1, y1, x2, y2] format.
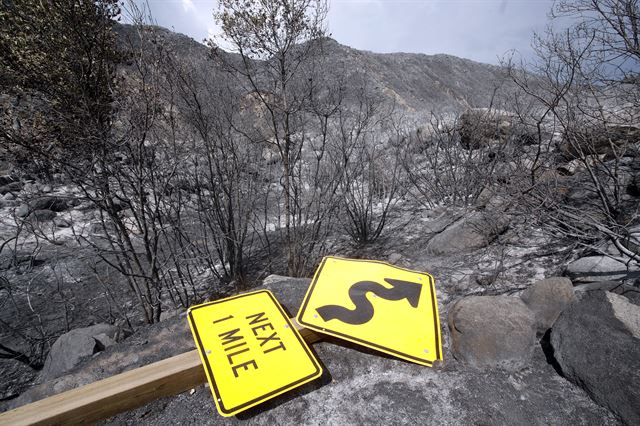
[3, 273, 635, 425]
[319, 38, 512, 114]
[115, 24, 513, 117]
[2, 23, 638, 425]
[2, 201, 639, 424]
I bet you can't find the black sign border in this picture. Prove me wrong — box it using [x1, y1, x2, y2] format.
[188, 290, 322, 416]
[297, 256, 442, 365]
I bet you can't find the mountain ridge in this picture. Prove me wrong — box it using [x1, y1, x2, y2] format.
[116, 23, 514, 116]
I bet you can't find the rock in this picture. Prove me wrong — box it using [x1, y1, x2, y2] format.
[425, 212, 508, 255]
[53, 217, 71, 228]
[448, 295, 536, 370]
[21, 173, 36, 182]
[475, 186, 506, 209]
[89, 219, 119, 235]
[598, 240, 626, 256]
[40, 324, 120, 381]
[475, 186, 495, 207]
[262, 147, 279, 165]
[39, 184, 53, 193]
[606, 292, 640, 338]
[6, 315, 194, 411]
[110, 198, 128, 213]
[15, 203, 29, 217]
[0, 175, 16, 186]
[262, 275, 312, 316]
[472, 272, 497, 287]
[93, 333, 117, 350]
[520, 277, 575, 334]
[0, 181, 23, 194]
[565, 256, 639, 282]
[159, 309, 181, 322]
[28, 196, 68, 212]
[387, 252, 402, 264]
[90, 222, 111, 235]
[564, 184, 595, 205]
[75, 201, 95, 211]
[22, 182, 36, 192]
[3, 192, 15, 201]
[30, 209, 57, 222]
[557, 159, 584, 176]
[421, 210, 462, 234]
[551, 291, 640, 425]
[560, 124, 640, 160]
[459, 108, 516, 149]
[574, 281, 640, 305]
[120, 208, 135, 218]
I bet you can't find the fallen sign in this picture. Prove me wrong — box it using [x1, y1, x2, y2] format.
[297, 256, 443, 366]
[0, 258, 441, 423]
[188, 290, 322, 417]
[0, 320, 320, 425]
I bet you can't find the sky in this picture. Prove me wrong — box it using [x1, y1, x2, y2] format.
[129, 0, 556, 65]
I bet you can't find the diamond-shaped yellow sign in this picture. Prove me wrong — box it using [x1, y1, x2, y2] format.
[297, 256, 442, 366]
[188, 290, 322, 416]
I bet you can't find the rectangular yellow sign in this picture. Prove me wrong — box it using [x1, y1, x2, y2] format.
[187, 290, 322, 416]
[297, 256, 442, 366]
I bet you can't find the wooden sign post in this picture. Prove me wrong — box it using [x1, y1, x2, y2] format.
[0, 320, 319, 425]
[0, 257, 440, 424]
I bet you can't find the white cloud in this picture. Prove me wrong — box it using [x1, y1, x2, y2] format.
[144, 0, 556, 64]
[182, 0, 195, 13]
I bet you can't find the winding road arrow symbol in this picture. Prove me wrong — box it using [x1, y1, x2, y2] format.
[315, 278, 422, 325]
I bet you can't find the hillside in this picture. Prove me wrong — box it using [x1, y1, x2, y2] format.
[114, 24, 512, 117]
[1, 19, 639, 426]
[319, 38, 512, 114]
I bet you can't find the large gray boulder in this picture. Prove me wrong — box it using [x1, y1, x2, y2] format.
[40, 323, 120, 381]
[0, 181, 23, 194]
[420, 210, 464, 235]
[565, 256, 639, 282]
[0, 175, 17, 186]
[28, 196, 69, 212]
[475, 186, 507, 209]
[560, 124, 640, 160]
[459, 108, 515, 150]
[262, 275, 311, 317]
[5, 316, 191, 411]
[521, 277, 575, 334]
[448, 295, 536, 370]
[574, 281, 640, 305]
[425, 212, 508, 255]
[29, 209, 57, 222]
[53, 217, 71, 228]
[551, 291, 640, 425]
[15, 203, 29, 217]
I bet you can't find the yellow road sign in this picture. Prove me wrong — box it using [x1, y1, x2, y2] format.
[297, 256, 442, 366]
[187, 290, 322, 416]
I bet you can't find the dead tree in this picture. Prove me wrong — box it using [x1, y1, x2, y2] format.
[212, 0, 341, 276]
[504, 0, 640, 266]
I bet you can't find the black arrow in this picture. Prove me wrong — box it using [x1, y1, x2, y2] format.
[315, 278, 422, 325]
